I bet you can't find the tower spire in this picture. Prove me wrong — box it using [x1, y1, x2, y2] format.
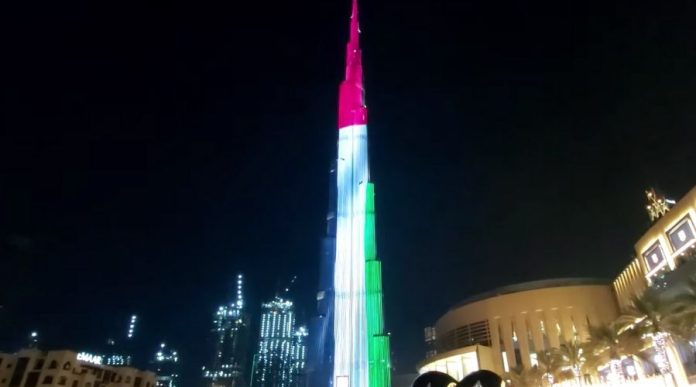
[339, 0, 366, 128]
[350, 0, 360, 50]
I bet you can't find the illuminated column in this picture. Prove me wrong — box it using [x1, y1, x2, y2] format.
[333, 1, 390, 386]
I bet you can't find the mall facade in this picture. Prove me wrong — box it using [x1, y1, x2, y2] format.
[419, 279, 618, 377]
[419, 185, 696, 383]
[0, 349, 155, 387]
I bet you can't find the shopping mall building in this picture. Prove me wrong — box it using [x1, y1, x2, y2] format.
[419, 186, 696, 384]
[0, 349, 155, 387]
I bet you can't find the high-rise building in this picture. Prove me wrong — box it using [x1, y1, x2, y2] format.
[307, 161, 337, 387]
[202, 274, 249, 387]
[291, 327, 308, 385]
[104, 314, 139, 366]
[104, 338, 130, 367]
[252, 297, 308, 387]
[151, 343, 180, 387]
[251, 297, 307, 387]
[308, 1, 391, 386]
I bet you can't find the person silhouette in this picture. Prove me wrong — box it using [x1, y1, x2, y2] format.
[411, 370, 502, 387]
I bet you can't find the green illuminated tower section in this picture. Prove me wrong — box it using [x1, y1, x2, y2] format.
[364, 183, 391, 387]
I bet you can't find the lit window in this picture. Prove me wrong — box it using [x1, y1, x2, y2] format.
[667, 216, 696, 251]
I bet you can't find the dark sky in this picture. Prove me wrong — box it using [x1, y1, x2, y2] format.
[2, 0, 696, 383]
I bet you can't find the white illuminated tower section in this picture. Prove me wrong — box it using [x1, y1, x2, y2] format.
[333, 1, 390, 386]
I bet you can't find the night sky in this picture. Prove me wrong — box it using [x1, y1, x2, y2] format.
[2, 0, 696, 383]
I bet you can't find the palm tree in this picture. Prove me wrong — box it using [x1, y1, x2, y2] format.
[536, 349, 567, 386]
[588, 323, 622, 359]
[579, 342, 606, 384]
[503, 365, 543, 387]
[558, 339, 585, 384]
[670, 275, 696, 341]
[617, 290, 678, 336]
[671, 308, 696, 341]
[587, 322, 647, 383]
[617, 291, 682, 381]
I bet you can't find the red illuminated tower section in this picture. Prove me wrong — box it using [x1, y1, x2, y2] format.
[338, 0, 367, 129]
[333, 1, 391, 386]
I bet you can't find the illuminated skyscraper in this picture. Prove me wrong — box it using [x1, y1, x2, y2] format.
[151, 342, 181, 387]
[203, 274, 249, 387]
[252, 297, 307, 387]
[309, 1, 391, 386]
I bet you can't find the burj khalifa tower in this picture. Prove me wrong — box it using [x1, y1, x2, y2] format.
[308, 1, 391, 386]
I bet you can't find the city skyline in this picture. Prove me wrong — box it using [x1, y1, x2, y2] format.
[3, 0, 696, 385]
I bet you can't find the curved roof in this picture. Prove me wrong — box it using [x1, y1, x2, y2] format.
[449, 277, 609, 311]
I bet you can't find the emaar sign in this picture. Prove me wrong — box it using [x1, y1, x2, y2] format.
[77, 352, 103, 365]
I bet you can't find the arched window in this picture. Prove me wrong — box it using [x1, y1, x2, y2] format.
[58, 376, 67, 386]
[63, 362, 71, 371]
[48, 360, 58, 369]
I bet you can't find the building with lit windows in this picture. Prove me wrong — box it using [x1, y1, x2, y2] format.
[610, 186, 696, 384]
[0, 348, 155, 387]
[150, 343, 179, 387]
[613, 186, 696, 310]
[252, 297, 307, 387]
[419, 279, 619, 379]
[202, 274, 249, 387]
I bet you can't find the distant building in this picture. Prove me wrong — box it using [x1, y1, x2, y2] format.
[202, 274, 250, 387]
[252, 297, 307, 387]
[150, 343, 179, 387]
[104, 339, 130, 367]
[0, 348, 155, 387]
[103, 314, 139, 367]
